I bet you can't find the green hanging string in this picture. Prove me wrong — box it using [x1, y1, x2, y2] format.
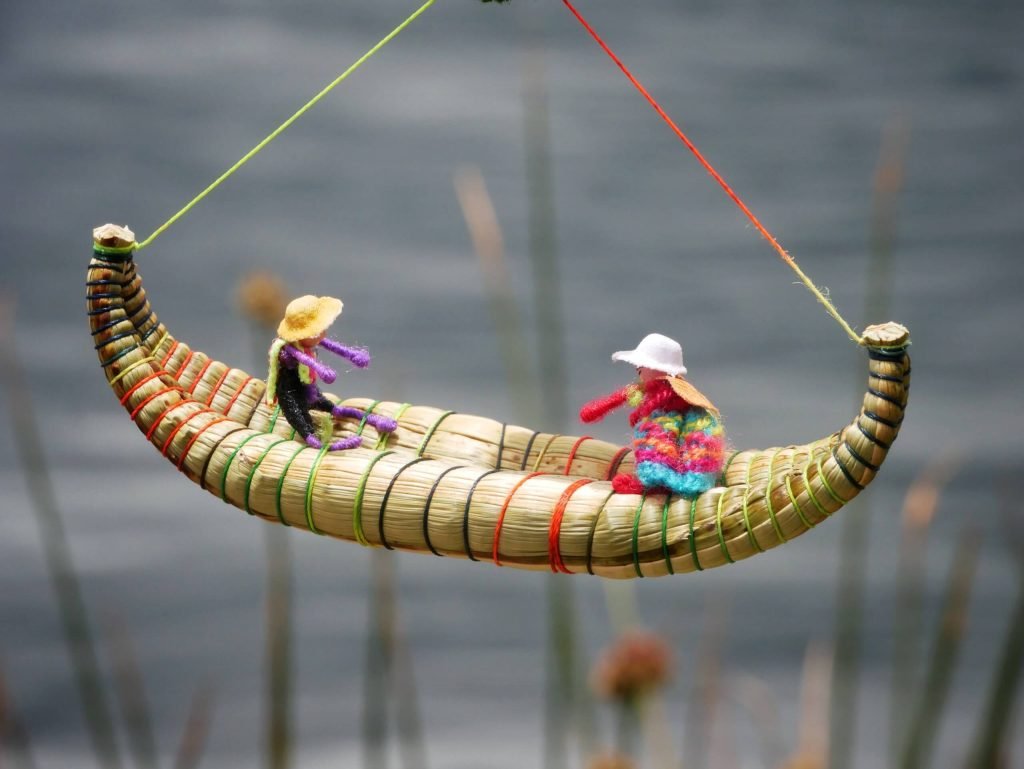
[134, 0, 437, 251]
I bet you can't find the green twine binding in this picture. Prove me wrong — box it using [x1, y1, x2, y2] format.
[268, 405, 282, 433]
[660, 496, 675, 575]
[375, 402, 411, 451]
[720, 449, 741, 484]
[802, 456, 831, 521]
[418, 411, 454, 457]
[715, 490, 734, 564]
[244, 438, 289, 514]
[356, 400, 381, 435]
[353, 450, 396, 547]
[92, 242, 136, 260]
[815, 454, 846, 504]
[220, 433, 263, 502]
[785, 474, 815, 531]
[631, 494, 647, 578]
[304, 446, 331, 534]
[688, 497, 704, 572]
[764, 449, 788, 545]
[740, 487, 764, 553]
[532, 434, 561, 473]
[133, 0, 438, 252]
[586, 491, 616, 576]
[274, 443, 308, 527]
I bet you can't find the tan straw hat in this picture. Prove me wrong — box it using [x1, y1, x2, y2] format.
[277, 295, 343, 342]
[611, 333, 687, 376]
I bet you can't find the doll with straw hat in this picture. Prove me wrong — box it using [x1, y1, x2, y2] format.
[267, 295, 396, 450]
[580, 333, 726, 496]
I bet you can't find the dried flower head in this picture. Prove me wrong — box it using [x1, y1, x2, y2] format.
[237, 271, 288, 329]
[591, 629, 673, 701]
[585, 752, 637, 769]
[777, 754, 826, 769]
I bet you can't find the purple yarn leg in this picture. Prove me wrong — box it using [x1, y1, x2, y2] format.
[328, 435, 362, 451]
[366, 414, 398, 433]
[332, 405, 366, 420]
[305, 434, 323, 449]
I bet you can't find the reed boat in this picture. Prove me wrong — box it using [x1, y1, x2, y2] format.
[88, 224, 910, 579]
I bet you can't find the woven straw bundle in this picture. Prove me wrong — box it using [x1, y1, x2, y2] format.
[88, 224, 910, 578]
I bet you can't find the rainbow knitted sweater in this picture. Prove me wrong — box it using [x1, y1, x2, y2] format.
[581, 378, 726, 497]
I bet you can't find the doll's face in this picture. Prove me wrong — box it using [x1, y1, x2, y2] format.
[637, 366, 662, 383]
[299, 332, 326, 349]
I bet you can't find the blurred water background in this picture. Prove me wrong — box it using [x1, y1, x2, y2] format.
[1, 0, 1022, 766]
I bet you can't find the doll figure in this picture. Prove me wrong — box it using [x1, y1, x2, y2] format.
[580, 333, 726, 497]
[266, 295, 397, 451]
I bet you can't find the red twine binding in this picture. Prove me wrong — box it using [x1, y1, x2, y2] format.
[187, 358, 214, 395]
[606, 446, 631, 480]
[561, 0, 796, 277]
[548, 479, 593, 574]
[563, 436, 592, 475]
[176, 417, 231, 471]
[492, 472, 544, 566]
[205, 367, 231, 406]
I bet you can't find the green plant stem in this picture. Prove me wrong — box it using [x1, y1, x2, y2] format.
[105, 614, 158, 769]
[829, 501, 870, 769]
[363, 551, 395, 769]
[264, 526, 294, 769]
[0, 304, 122, 769]
[900, 531, 979, 769]
[522, 45, 566, 431]
[0, 663, 40, 769]
[173, 682, 216, 769]
[248, 323, 296, 769]
[965, 563, 1024, 768]
[616, 698, 640, 760]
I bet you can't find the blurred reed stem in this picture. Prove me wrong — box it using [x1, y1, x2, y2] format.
[363, 552, 393, 769]
[244, 315, 296, 769]
[455, 162, 587, 769]
[0, 300, 123, 769]
[523, 44, 600, 768]
[732, 675, 785, 769]
[684, 599, 726, 769]
[900, 530, 979, 769]
[454, 166, 539, 425]
[889, 456, 955, 765]
[264, 526, 294, 769]
[830, 115, 909, 769]
[173, 681, 215, 769]
[615, 699, 640, 759]
[362, 548, 428, 769]
[104, 614, 158, 769]
[965, 525, 1024, 768]
[1, 662, 40, 769]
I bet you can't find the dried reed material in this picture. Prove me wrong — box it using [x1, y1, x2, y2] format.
[890, 454, 958, 764]
[780, 643, 832, 769]
[900, 531, 979, 769]
[1, 663, 40, 769]
[2, 297, 123, 769]
[966, 558, 1024, 769]
[237, 271, 289, 330]
[104, 614, 158, 769]
[173, 681, 215, 769]
[88, 226, 911, 578]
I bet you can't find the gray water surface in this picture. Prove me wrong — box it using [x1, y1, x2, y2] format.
[2, 0, 1022, 766]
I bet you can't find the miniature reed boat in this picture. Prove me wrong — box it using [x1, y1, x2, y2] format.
[89, 224, 910, 579]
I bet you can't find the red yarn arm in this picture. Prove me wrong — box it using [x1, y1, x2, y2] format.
[580, 388, 629, 423]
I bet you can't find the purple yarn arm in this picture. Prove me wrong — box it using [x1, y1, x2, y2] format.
[282, 345, 337, 384]
[319, 338, 371, 369]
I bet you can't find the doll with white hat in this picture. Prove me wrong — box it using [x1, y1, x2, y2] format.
[580, 333, 726, 496]
[266, 295, 396, 450]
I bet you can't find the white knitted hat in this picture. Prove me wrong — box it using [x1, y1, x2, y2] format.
[611, 333, 687, 376]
